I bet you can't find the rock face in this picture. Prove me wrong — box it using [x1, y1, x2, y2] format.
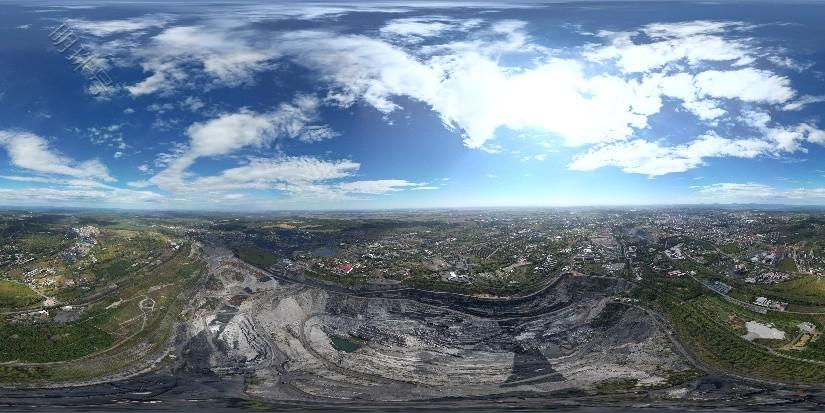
[179, 247, 690, 402]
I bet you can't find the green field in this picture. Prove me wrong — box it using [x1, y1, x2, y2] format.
[770, 277, 825, 303]
[0, 233, 201, 383]
[776, 258, 798, 273]
[729, 276, 825, 311]
[0, 280, 40, 308]
[657, 288, 825, 383]
[23, 233, 70, 256]
[0, 316, 114, 363]
[236, 246, 278, 268]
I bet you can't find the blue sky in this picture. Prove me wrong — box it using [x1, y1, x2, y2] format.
[1, 1, 825, 210]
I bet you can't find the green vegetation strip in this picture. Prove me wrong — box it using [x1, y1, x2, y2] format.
[0, 280, 40, 308]
[665, 293, 825, 383]
[235, 246, 278, 268]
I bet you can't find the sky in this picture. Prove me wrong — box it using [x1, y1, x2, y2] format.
[1, 1, 825, 210]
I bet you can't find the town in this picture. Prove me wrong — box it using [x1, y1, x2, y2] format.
[1, 208, 825, 405]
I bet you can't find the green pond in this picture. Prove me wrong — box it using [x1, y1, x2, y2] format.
[330, 336, 361, 353]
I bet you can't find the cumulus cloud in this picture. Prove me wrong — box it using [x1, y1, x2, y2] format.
[742, 110, 825, 151]
[100, 14, 821, 180]
[263, 17, 814, 161]
[36, 12, 825, 203]
[186, 111, 280, 158]
[127, 25, 277, 95]
[140, 95, 425, 200]
[569, 133, 776, 176]
[148, 95, 328, 192]
[584, 20, 754, 73]
[0, 130, 114, 182]
[149, 155, 426, 200]
[693, 68, 794, 104]
[568, 108, 825, 177]
[189, 156, 360, 191]
[274, 27, 658, 148]
[0, 130, 168, 206]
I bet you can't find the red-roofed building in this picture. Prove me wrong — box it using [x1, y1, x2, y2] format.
[342, 263, 353, 274]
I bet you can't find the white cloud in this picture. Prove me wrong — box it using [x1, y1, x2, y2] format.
[570, 104, 825, 176]
[127, 25, 277, 95]
[767, 55, 811, 72]
[141, 95, 422, 200]
[336, 179, 424, 194]
[584, 21, 753, 73]
[696, 182, 825, 202]
[67, 15, 172, 37]
[182, 96, 205, 112]
[276, 28, 663, 148]
[380, 16, 482, 43]
[99, 16, 820, 180]
[128, 180, 152, 188]
[271, 18, 809, 155]
[180, 95, 325, 160]
[569, 133, 778, 176]
[0, 175, 163, 207]
[297, 125, 339, 142]
[222, 2, 532, 22]
[696, 182, 779, 199]
[144, 154, 426, 201]
[221, 193, 245, 201]
[520, 154, 546, 162]
[187, 111, 278, 158]
[0, 187, 161, 205]
[55, 16, 825, 190]
[742, 110, 825, 151]
[647, 72, 725, 120]
[189, 156, 360, 191]
[782, 95, 825, 111]
[146, 153, 427, 200]
[381, 17, 452, 40]
[694, 68, 794, 104]
[0, 130, 114, 182]
[278, 30, 441, 113]
[128, 61, 187, 96]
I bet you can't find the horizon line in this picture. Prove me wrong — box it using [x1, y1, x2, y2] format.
[3, 202, 825, 214]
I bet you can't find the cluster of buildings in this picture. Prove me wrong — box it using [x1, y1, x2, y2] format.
[754, 296, 788, 311]
[0, 251, 33, 267]
[709, 281, 733, 295]
[744, 272, 791, 284]
[750, 248, 785, 266]
[59, 225, 100, 263]
[663, 244, 685, 260]
[666, 269, 688, 278]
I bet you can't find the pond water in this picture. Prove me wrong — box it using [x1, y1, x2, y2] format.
[330, 336, 361, 353]
[311, 246, 336, 257]
[742, 321, 786, 341]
